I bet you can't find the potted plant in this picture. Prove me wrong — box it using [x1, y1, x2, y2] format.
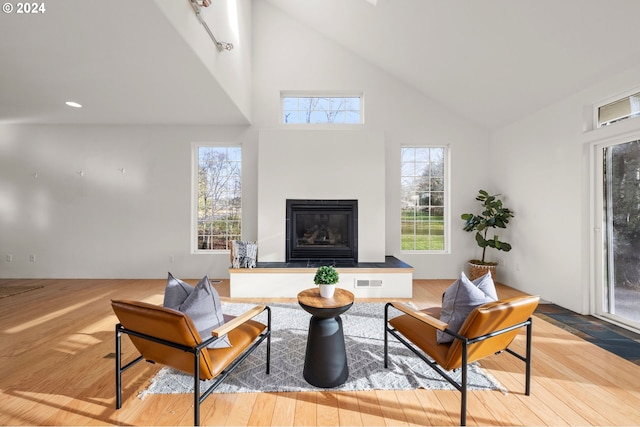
[461, 189, 514, 280]
[314, 265, 339, 298]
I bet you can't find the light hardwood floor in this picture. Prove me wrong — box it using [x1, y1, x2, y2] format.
[1, 278, 639, 426]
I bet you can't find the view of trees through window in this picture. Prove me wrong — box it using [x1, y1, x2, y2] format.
[603, 139, 640, 324]
[282, 96, 361, 124]
[197, 146, 241, 250]
[401, 147, 446, 251]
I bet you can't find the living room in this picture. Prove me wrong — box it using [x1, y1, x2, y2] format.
[3, 0, 639, 314]
[2, 0, 640, 425]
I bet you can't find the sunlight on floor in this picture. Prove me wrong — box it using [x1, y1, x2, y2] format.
[54, 333, 103, 355]
[4, 295, 104, 334]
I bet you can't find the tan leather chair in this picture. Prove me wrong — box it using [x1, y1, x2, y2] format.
[112, 300, 271, 426]
[385, 295, 540, 426]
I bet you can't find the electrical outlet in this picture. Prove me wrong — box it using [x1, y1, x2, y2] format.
[169, 255, 175, 262]
[5, 254, 12, 263]
[29, 254, 36, 262]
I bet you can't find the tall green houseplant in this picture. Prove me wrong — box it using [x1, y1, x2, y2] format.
[461, 189, 514, 265]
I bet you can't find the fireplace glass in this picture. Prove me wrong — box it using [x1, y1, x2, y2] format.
[286, 200, 357, 262]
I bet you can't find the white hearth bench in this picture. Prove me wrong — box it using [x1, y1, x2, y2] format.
[229, 256, 413, 298]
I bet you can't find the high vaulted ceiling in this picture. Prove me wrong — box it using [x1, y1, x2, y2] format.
[2, 0, 640, 130]
[267, 0, 640, 129]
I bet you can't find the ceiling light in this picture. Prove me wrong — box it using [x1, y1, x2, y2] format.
[217, 41, 233, 51]
[65, 101, 82, 108]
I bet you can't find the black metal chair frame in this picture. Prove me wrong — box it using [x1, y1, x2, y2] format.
[115, 306, 271, 426]
[384, 303, 533, 426]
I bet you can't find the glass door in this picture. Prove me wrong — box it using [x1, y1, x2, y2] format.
[600, 139, 640, 331]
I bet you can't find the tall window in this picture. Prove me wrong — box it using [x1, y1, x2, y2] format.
[281, 93, 362, 124]
[195, 146, 241, 251]
[401, 147, 447, 251]
[595, 138, 640, 332]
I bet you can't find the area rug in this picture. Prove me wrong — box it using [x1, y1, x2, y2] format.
[141, 302, 504, 396]
[0, 285, 43, 299]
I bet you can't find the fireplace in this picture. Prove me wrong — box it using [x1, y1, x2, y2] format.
[286, 199, 358, 263]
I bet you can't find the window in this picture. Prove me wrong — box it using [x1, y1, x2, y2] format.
[401, 146, 447, 251]
[281, 93, 362, 124]
[597, 91, 640, 127]
[594, 138, 640, 333]
[194, 146, 241, 251]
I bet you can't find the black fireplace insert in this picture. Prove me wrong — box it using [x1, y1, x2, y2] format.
[286, 199, 358, 263]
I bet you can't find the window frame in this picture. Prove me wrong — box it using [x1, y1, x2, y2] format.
[591, 132, 640, 334]
[280, 91, 364, 126]
[400, 144, 450, 254]
[594, 86, 640, 129]
[191, 143, 242, 254]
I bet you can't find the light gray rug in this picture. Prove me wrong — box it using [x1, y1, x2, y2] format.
[140, 302, 503, 396]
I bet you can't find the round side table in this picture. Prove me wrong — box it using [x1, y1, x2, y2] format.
[297, 287, 355, 388]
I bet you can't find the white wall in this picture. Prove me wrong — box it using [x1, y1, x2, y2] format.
[0, 125, 251, 279]
[257, 129, 386, 262]
[490, 64, 640, 314]
[251, 1, 491, 278]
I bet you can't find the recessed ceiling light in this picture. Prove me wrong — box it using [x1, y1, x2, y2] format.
[65, 101, 82, 108]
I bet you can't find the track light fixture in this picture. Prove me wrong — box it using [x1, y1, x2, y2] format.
[217, 40, 234, 51]
[189, 0, 234, 52]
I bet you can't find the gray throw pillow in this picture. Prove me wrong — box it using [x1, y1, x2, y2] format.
[163, 272, 193, 310]
[163, 273, 231, 348]
[437, 271, 498, 344]
[473, 270, 498, 301]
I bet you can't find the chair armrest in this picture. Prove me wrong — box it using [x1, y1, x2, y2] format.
[388, 302, 448, 331]
[211, 305, 267, 337]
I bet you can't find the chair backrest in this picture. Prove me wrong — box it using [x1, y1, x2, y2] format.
[112, 299, 215, 380]
[443, 295, 540, 370]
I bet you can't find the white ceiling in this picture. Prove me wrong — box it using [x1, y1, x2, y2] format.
[2, 0, 640, 130]
[0, 0, 247, 125]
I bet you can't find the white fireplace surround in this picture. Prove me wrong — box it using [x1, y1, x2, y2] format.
[257, 129, 386, 263]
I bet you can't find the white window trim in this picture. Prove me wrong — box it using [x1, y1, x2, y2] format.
[191, 142, 243, 254]
[280, 90, 365, 126]
[400, 144, 451, 254]
[593, 85, 640, 129]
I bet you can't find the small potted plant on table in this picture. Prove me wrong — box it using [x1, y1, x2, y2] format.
[461, 189, 514, 280]
[314, 265, 340, 298]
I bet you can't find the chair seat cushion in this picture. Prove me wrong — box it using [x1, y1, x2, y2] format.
[437, 271, 497, 344]
[206, 319, 267, 376]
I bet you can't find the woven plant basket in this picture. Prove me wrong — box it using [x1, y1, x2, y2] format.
[468, 261, 497, 281]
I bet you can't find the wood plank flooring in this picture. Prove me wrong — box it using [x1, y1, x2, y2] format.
[1, 278, 639, 425]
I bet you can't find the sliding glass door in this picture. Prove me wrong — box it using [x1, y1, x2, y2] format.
[598, 139, 640, 331]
